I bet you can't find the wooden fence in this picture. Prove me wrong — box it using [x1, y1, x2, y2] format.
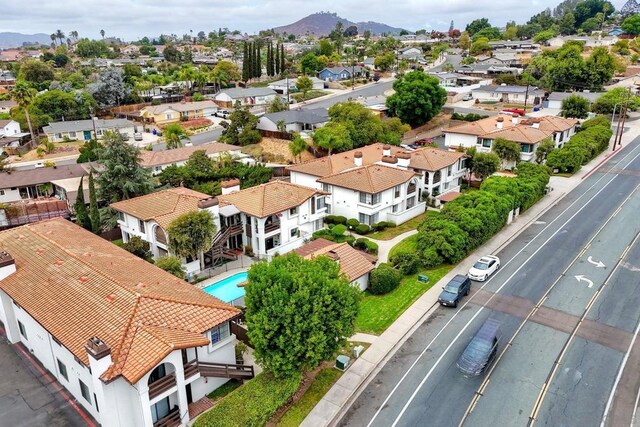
[259, 130, 294, 140]
[230, 320, 252, 347]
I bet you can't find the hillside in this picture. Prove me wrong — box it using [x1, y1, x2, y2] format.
[273, 12, 405, 37]
[0, 32, 51, 49]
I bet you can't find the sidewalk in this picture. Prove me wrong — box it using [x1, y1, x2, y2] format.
[301, 129, 636, 427]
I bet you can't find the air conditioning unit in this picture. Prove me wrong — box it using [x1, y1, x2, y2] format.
[336, 355, 350, 371]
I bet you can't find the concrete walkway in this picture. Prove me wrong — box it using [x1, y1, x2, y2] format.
[302, 125, 638, 427]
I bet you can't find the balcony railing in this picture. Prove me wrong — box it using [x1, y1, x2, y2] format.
[184, 359, 199, 379]
[153, 407, 181, 427]
[148, 373, 177, 400]
[264, 221, 280, 234]
[407, 182, 417, 195]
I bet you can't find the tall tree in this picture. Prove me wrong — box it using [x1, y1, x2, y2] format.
[256, 42, 262, 78]
[266, 43, 272, 76]
[312, 122, 352, 155]
[492, 138, 521, 169]
[471, 152, 500, 181]
[279, 43, 285, 73]
[100, 29, 105, 39]
[296, 75, 313, 101]
[561, 95, 589, 118]
[242, 42, 250, 82]
[386, 70, 447, 127]
[275, 42, 281, 75]
[288, 133, 308, 163]
[88, 170, 101, 233]
[167, 210, 217, 261]
[87, 67, 130, 107]
[55, 30, 65, 46]
[245, 254, 360, 378]
[97, 131, 153, 203]
[10, 81, 38, 144]
[163, 123, 188, 149]
[73, 176, 91, 230]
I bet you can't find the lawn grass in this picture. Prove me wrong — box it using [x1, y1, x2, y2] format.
[112, 239, 123, 247]
[354, 263, 453, 334]
[290, 90, 329, 102]
[367, 211, 438, 241]
[207, 379, 242, 401]
[388, 234, 419, 260]
[277, 368, 343, 427]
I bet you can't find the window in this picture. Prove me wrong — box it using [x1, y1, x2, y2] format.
[96, 129, 103, 136]
[57, 359, 68, 381]
[316, 197, 326, 211]
[447, 166, 453, 177]
[210, 322, 230, 344]
[117, 211, 124, 221]
[322, 183, 330, 192]
[154, 166, 161, 172]
[359, 192, 381, 205]
[0, 190, 4, 196]
[290, 227, 298, 238]
[521, 144, 532, 153]
[55, 133, 62, 140]
[482, 139, 492, 148]
[289, 207, 298, 216]
[165, 113, 173, 120]
[79, 380, 91, 403]
[359, 213, 379, 225]
[392, 204, 399, 213]
[18, 320, 27, 339]
[394, 185, 401, 198]
[138, 220, 145, 233]
[407, 197, 416, 209]
[69, 131, 77, 139]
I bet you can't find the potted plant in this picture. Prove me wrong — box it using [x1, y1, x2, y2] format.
[235, 342, 247, 364]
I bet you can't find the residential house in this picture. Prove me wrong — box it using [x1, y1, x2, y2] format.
[121, 44, 141, 56]
[547, 35, 619, 48]
[475, 52, 518, 67]
[318, 66, 365, 82]
[362, 57, 375, 69]
[456, 64, 522, 77]
[472, 85, 544, 104]
[43, 119, 137, 143]
[398, 47, 424, 61]
[444, 115, 578, 166]
[140, 101, 218, 125]
[139, 142, 242, 175]
[544, 91, 602, 110]
[111, 181, 329, 274]
[0, 119, 29, 153]
[257, 109, 328, 133]
[0, 218, 245, 427]
[429, 72, 487, 88]
[488, 40, 538, 50]
[0, 70, 16, 93]
[267, 77, 324, 95]
[213, 88, 278, 108]
[294, 238, 375, 291]
[0, 100, 16, 113]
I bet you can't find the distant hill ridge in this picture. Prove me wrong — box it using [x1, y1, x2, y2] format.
[273, 12, 405, 37]
[0, 32, 51, 49]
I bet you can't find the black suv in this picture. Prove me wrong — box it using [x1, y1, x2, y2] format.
[438, 274, 471, 308]
[457, 318, 501, 376]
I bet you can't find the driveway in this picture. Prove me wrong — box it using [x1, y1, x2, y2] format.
[0, 328, 94, 427]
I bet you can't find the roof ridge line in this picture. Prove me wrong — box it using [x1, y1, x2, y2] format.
[141, 293, 240, 314]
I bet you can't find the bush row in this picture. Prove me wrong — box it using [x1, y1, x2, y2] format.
[546, 116, 613, 174]
[311, 228, 379, 255]
[416, 163, 550, 268]
[324, 215, 395, 235]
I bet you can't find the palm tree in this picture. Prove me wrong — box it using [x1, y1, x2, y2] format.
[100, 29, 105, 39]
[179, 64, 196, 93]
[55, 30, 65, 46]
[50, 33, 57, 46]
[288, 134, 308, 163]
[70, 30, 79, 42]
[11, 81, 38, 144]
[163, 124, 188, 150]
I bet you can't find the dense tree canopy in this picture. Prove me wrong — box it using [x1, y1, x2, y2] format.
[561, 95, 590, 118]
[622, 14, 640, 36]
[167, 210, 217, 260]
[18, 60, 54, 90]
[465, 18, 491, 35]
[386, 70, 447, 127]
[312, 122, 352, 155]
[245, 254, 360, 378]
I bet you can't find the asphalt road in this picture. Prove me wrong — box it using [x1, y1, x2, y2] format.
[339, 135, 640, 427]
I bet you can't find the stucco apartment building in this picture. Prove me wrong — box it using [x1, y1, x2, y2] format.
[111, 181, 329, 275]
[444, 115, 578, 166]
[287, 143, 468, 215]
[0, 218, 246, 427]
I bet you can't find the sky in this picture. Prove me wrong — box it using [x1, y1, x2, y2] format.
[0, 0, 626, 41]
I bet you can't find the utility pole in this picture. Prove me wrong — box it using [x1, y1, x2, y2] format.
[523, 81, 530, 114]
[615, 88, 632, 150]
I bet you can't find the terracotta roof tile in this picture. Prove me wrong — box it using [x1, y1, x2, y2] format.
[0, 218, 239, 385]
[218, 181, 328, 218]
[139, 142, 240, 168]
[481, 126, 552, 144]
[317, 164, 419, 193]
[408, 147, 466, 171]
[294, 239, 374, 282]
[110, 188, 211, 229]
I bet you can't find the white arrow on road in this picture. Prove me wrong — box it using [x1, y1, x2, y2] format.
[575, 275, 594, 288]
[587, 256, 606, 268]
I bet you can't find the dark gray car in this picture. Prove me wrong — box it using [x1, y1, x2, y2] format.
[457, 318, 501, 376]
[438, 274, 471, 308]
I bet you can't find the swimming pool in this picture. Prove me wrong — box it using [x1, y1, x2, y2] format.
[203, 272, 248, 303]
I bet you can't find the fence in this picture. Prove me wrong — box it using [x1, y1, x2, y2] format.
[259, 130, 294, 140]
[230, 320, 252, 347]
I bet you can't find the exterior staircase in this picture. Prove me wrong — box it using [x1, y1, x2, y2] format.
[209, 223, 243, 263]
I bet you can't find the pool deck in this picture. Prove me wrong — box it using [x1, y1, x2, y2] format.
[196, 256, 255, 289]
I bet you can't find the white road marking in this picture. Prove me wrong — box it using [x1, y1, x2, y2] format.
[364, 143, 640, 427]
[575, 275, 595, 288]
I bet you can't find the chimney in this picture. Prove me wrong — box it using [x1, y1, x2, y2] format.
[382, 144, 391, 157]
[198, 197, 219, 209]
[327, 250, 340, 263]
[354, 151, 363, 167]
[221, 179, 240, 195]
[396, 152, 411, 169]
[381, 156, 398, 165]
[531, 118, 540, 129]
[85, 337, 111, 360]
[0, 251, 16, 281]
[512, 114, 519, 125]
[496, 117, 504, 129]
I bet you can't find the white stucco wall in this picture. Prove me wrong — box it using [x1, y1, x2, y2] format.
[444, 132, 480, 149]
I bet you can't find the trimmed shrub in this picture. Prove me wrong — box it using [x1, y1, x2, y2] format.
[354, 238, 368, 251]
[344, 235, 356, 246]
[369, 263, 403, 295]
[382, 221, 396, 228]
[580, 115, 610, 130]
[334, 216, 347, 225]
[324, 215, 337, 224]
[331, 224, 347, 237]
[365, 240, 379, 254]
[390, 252, 420, 275]
[355, 224, 371, 235]
[312, 229, 334, 241]
[347, 218, 360, 229]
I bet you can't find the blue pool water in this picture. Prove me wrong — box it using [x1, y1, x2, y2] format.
[203, 272, 248, 303]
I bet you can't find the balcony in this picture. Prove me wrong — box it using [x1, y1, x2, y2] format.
[153, 407, 181, 427]
[264, 220, 281, 234]
[148, 373, 177, 400]
[407, 182, 417, 195]
[184, 359, 199, 379]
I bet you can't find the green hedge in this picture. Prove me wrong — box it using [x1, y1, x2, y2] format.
[194, 373, 302, 427]
[369, 263, 403, 295]
[416, 163, 550, 267]
[389, 252, 420, 275]
[546, 117, 613, 174]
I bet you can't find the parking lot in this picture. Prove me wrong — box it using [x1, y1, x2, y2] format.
[0, 329, 93, 427]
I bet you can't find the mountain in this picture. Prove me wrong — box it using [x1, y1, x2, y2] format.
[273, 12, 405, 37]
[620, 0, 640, 16]
[0, 32, 51, 49]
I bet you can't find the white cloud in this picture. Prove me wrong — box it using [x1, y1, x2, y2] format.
[1, 0, 568, 40]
